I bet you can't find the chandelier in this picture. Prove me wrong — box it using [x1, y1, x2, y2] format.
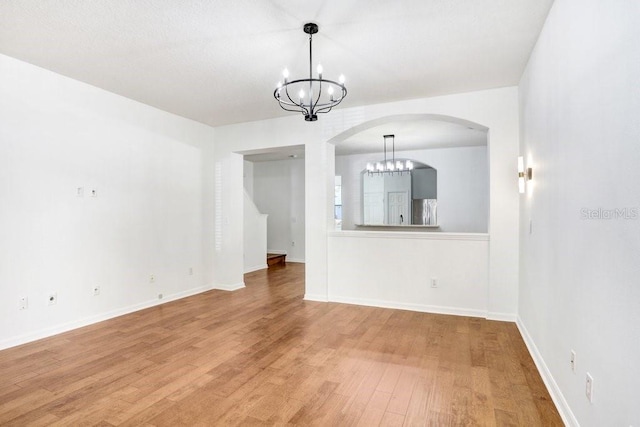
[274, 23, 347, 121]
[366, 135, 414, 175]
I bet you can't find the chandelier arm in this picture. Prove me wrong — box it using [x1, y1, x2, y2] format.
[321, 83, 347, 106]
[274, 91, 309, 115]
[283, 82, 298, 108]
[315, 94, 347, 112]
[315, 106, 336, 114]
[277, 102, 306, 113]
[274, 92, 303, 109]
[280, 82, 317, 120]
[277, 99, 305, 112]
[314, 103, 336, 114]
[311, 80, 323, 114]
[314, 90, 347, 113]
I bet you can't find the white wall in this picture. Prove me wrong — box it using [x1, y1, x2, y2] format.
[243, 190, 267, 273]
[251, 159, 306, 262]
[328, 232, 489, 316]
[210, 87, 519, 319]
[518, 1, 640, 425]
[0, 54, 214, 349]
[336, 145, 489, 232]
[243, 160, 254, 199]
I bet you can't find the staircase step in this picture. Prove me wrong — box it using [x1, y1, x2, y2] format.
[267, 253, 286, 267]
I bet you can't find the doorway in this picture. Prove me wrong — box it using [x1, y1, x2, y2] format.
[241, 145, 306, 271]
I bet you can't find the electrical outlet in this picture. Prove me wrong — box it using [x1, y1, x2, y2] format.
[570, 350, 576, 372]
[93, 285, 101, 296]
[291, 241, 295, 247]
[76, 187, 84, 197]
[189, 267, 193, 276]
[586, 373, 594, 403]
[158, 293, 163, 300]
[48, 293, 57, 305]
[19, 297, 28, 310]
[90, 188, 97, 197]
[431, 278, 438, 288]
[150, 274, 155, 283]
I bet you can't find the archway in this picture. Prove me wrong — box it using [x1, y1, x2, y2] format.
[326, 114, 490, 233]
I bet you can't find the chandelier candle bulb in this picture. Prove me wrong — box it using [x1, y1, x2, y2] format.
[317, 64, 323, 77]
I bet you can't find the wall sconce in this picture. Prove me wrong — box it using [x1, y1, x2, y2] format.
[518, 156, 533, 193]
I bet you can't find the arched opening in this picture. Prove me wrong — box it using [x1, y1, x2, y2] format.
[328, 114, 489, 233]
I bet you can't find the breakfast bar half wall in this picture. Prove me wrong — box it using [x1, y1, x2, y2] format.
[327, 230, 491, 318]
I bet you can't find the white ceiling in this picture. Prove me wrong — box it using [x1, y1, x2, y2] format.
[0, 0, 553, 127]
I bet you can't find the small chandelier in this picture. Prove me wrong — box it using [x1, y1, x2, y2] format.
[274, 23, 347, 122]
[366, 135, 414, 175]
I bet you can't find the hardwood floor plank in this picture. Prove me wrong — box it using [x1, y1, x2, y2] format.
[356, 390, 392, 426]
[287, 380, 340, 424]
[0, 263, 562, 426]
[386, 366, 419, 415]
[494, 408, 521, 426]
[470, 366, 497, 426]
[0, 387, 56, 425]
[380, 411, 405, 427]
[403, 375, 434, 426]
[376, 363, 404, 394]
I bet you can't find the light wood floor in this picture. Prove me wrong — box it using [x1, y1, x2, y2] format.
[0, 263, 562, 426]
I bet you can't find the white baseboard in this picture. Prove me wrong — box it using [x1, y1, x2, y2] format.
[328, 295, 488, 319]
[304, 293, 328, 302]
[244, 264, 267, 273]
[0, 284, 214, 351]
[212, 282, 245, 291]
[516, 316, 578, 427]
[286, 258, 305, 263]
[487, 311, 517, 322]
